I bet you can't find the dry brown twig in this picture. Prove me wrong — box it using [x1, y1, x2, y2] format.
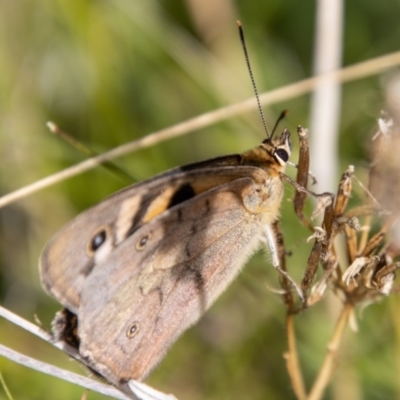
[278, 116, 400, 400]
[0, 51, 400, 209]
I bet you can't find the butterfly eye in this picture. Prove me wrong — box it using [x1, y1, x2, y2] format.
[126, 322, 140, 338]
[90, 230, 107, 251]
[274, 148, 289, 163]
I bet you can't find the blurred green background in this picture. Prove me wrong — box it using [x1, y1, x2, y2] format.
[1, 1, 400, 399]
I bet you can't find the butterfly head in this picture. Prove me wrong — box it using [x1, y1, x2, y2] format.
[264, 128, 292, 167]
[241, 129, 291, 174]
[258, 128, 292, 171]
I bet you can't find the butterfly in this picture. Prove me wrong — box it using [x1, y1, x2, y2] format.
[39, 127, 292, 387]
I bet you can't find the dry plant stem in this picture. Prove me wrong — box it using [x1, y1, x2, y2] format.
[0, 306, 53, 343]
[301, 241, 322, 296]
[343, 205, 389, 220]
[47, 122, 95, 157]
[0, 305, 104, 375]
[0, 307, 100, 382]
[1, 51, 400, 209]
[47, 122, 135, 184]
[334, 168, 353, 216]
[294, 126, 314, 232]
[285, 314, 306, 400]
[359, 215, 372, 253]
[0, 306, 129, 398]
[361, 232, 385, 257]
[0, 372, 14, 400]
[360, 216, 394, 256]
[0, 345, 133, 400]
[0, 306, 177, 400]
[273, 221, 295, 310]
[307, 302, 353, 400]
[301, 196, 335, 296]
[344, 224, 358, 264]
[310, 0, 343, 193]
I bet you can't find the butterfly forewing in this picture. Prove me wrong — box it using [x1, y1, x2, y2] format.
[40, 160, 245, 312]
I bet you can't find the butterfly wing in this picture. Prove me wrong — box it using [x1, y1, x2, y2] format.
[77, 174, 271, 383]
[39, 156, 254, 313]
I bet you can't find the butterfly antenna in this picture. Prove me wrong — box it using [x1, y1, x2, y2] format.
[271, 110, 288, 138]
[237, 20, 270, 140]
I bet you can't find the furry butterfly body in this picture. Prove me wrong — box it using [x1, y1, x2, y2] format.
[40, 129, 291, 385]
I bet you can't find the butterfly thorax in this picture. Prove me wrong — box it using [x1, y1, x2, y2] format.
[238, 129, 291, 224]
[240, 146, 285, 177]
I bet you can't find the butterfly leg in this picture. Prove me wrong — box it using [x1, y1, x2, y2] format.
[264, 225, 304, 302]
[264, 224, 279, 267]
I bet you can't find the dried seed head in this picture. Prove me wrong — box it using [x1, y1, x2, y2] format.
[307, 227, 326, 243]
[342, 256, 380, 287]
[312, 193, 334, 220]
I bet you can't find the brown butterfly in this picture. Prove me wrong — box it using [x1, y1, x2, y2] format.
[39, 128, 292, 386]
